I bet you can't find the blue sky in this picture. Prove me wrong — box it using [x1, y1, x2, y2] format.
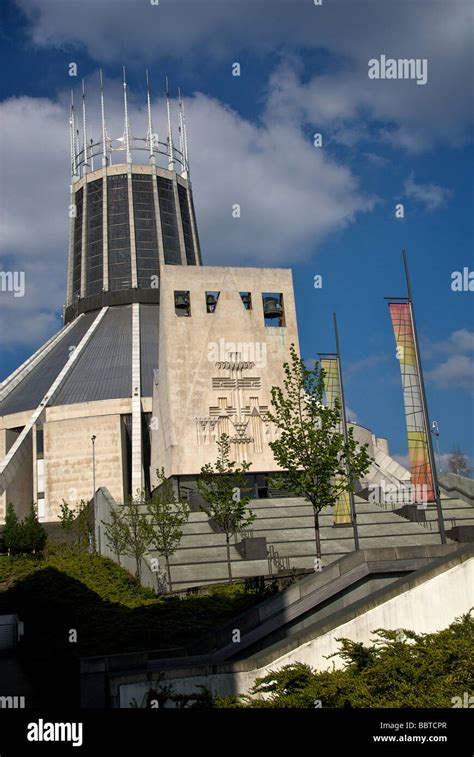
[0, 0, 473, 468]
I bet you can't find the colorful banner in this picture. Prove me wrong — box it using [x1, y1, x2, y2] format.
[389, 302, 435, 503]
[320, 358, 352, 525]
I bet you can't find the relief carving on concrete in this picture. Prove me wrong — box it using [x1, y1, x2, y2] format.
[195, 352, 273, 458]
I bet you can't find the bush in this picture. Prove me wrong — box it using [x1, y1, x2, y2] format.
[215, 612, 474, 708]
[1, 503, 46, 556]
[59, 500, 93, 553]
[20, 505, 47, 554]
[2, 503, 21, 554]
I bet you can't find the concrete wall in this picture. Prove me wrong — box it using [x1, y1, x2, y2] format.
[44, 413, 126, 520]
[95, 487, 159, 591]
[440, 473, 474, 504]
[118, 550, 474, 705]
[0, 428, 33, 520]
[151, 265, 300, 484]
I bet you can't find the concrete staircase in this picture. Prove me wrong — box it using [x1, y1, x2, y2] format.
[157, 493, 471, 590]
[80, 543, 474, 707]
[95, 482, 473, 592]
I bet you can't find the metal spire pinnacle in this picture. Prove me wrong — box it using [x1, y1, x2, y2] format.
[166, 77, 175, 171]
[69, 90, 78, 179]
[146, 69, 156, 165]
[178, 87, 186, 176]
[81, 79, 89, 172]
[99, 70, 109, 168]
[122, 66, 132, 164]
[178, 88, 184, 155]
[179, 88, 190, 178]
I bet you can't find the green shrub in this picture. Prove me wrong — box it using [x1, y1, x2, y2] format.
[214, 612, 474, 708]
[2, 503, 21, 554]
[1, 503, 46, 556]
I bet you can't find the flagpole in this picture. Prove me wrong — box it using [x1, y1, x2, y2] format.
[333, 313, 360, 551]
[402, 250, 446, 543]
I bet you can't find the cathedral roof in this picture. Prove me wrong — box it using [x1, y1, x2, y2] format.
[0, 304, 159, 417]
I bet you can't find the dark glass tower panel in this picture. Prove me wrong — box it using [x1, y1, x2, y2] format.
[72, 186, 83, 298]
[108, 174, 131, 290]
[132, 174, 159, 287]
[177, 183, 196, 266]
[189, 190, 202, 265]
[86, 178, 103, 296]
[156, 176, 181, 264]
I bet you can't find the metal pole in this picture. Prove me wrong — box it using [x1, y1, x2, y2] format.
[402, 250, 446, 543]
[91, 435, 99, 552]
[333, 313, 359, 551]
[431, 421, 443, 475]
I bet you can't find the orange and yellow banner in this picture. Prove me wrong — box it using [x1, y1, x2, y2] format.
[389, 303, 435, 503]
[321, 358, 352, 525]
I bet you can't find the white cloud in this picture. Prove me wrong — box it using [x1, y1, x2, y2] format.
[423, 329, 474, 392]
[403, 173, 453, 212]
[394, 451, 473, 476]
[0, 74, 374, 349]
[14, 0, 474, 151]
[426, 355, 474, 391]
[345, 405, 359, 424]
[448, 329, 474, 354]
[190, 93, 375, 265]
[345, 354, 389, 380]
[423, 329, 474, 359]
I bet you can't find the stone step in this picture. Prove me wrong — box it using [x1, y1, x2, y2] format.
[134, 494, 462, 589]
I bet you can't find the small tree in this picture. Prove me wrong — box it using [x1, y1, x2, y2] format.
[120, 493, 154, 582]
[2, 503, 21, 555]
[59, 500, 76, 531]
[21, 504, 47, 555]
[102, 506, 128, 566]
[197, 434, 255, 583]
[59, 499, 93, 552]
[267, 344, 371, 560]
[1, 503, 47, 556]
[147, 469, 190, 592]
[447, 446, 471, 477]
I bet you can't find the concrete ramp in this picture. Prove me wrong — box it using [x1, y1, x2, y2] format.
[80, 543, 472, 707]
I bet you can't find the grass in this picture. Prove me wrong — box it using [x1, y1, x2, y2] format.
[0, 552, 272, 707]
[0, 553, 158, 607]
[0, 553, 268, 650]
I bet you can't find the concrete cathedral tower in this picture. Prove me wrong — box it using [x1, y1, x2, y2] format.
[0, 70, 301, 522]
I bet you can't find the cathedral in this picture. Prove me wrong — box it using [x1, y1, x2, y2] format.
[0, 73, 406, 541]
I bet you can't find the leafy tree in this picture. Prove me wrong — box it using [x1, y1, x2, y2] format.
[58, 500, 76, 531]
[2, 503, 21, 555]
[147, 468, 190, 592]
[266, 344, 371, 559]
[21, 504, 47, 555]
[447, 446, 472, 476]
[102, 506, 128, 566]
[1, 503, 46, 556]
[59, 500, 93, 553]
[198, 434, 255, 583]
[120, 493, 154, 582]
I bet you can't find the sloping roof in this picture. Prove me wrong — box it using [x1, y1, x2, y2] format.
[0, 305, 159, 417]
[0, 312, 97, 416]
[140, 304, 160, 397]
